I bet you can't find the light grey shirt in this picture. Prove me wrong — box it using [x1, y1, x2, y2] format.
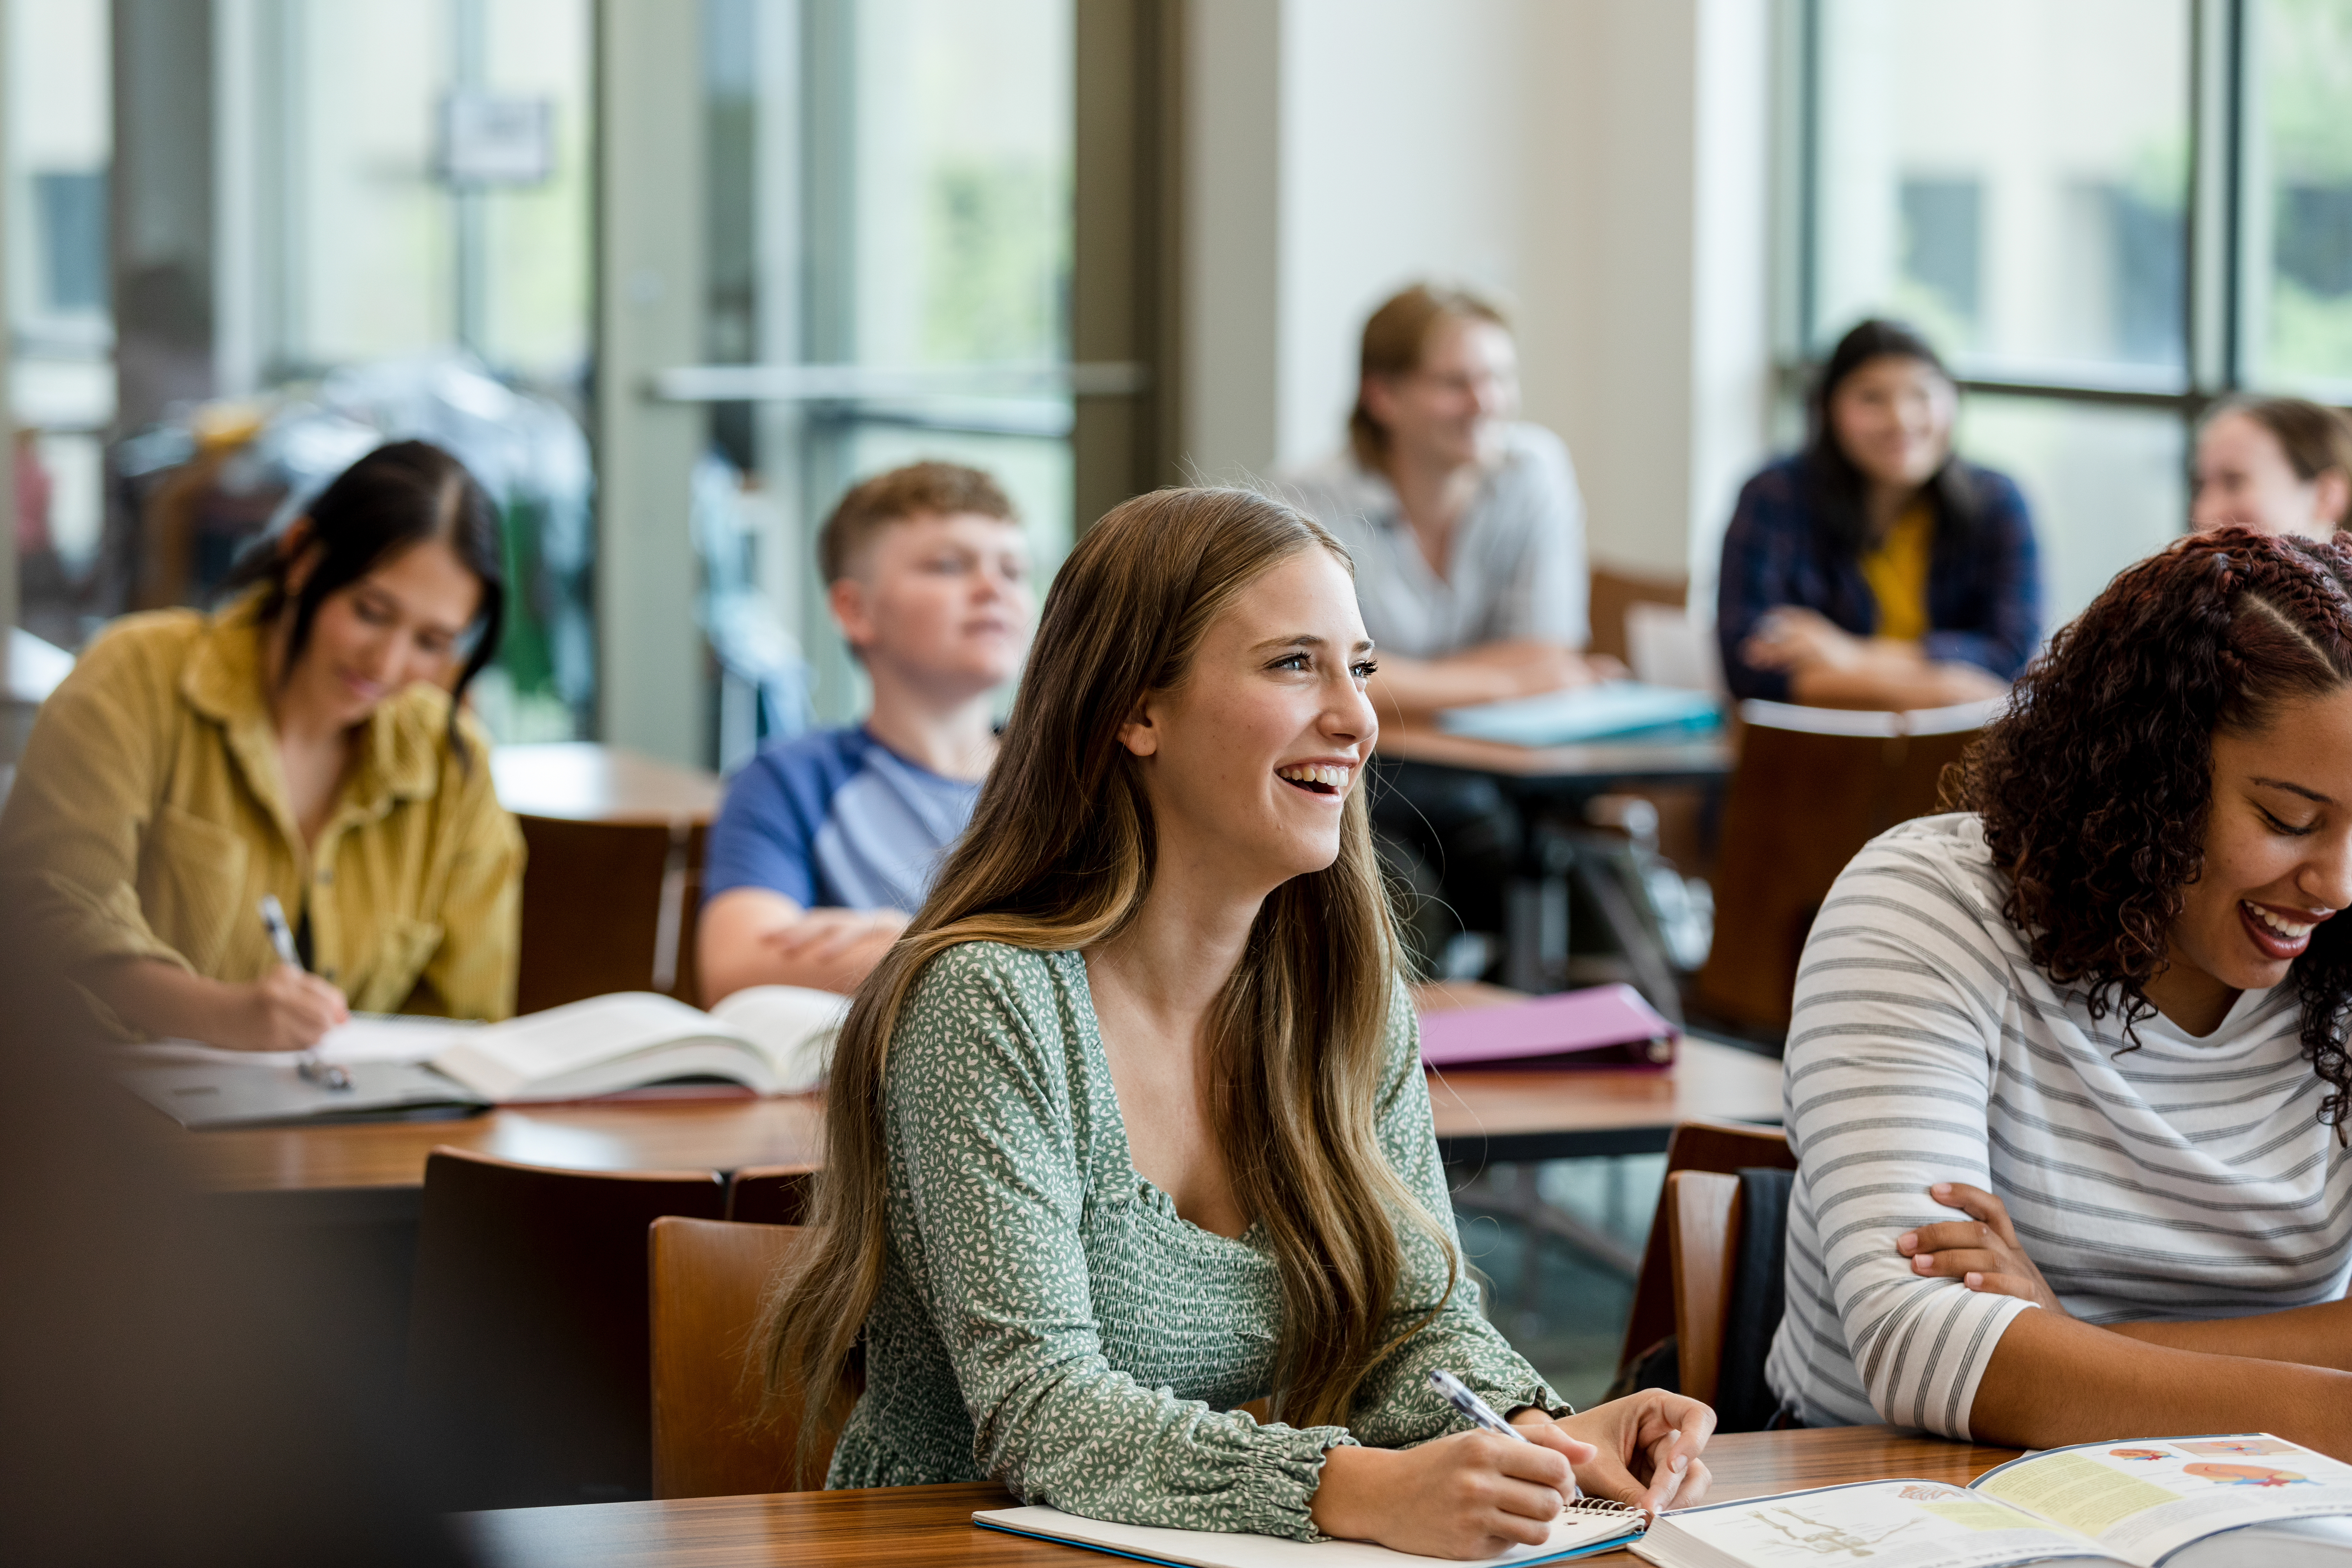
[1767, 813, 2352, 1437]
[1276, 424, 1589, 658]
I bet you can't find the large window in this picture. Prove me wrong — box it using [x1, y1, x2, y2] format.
[694, 0, 1077, 763]
[5, 0, 111, 650]
[1800, 0, 2352, 623]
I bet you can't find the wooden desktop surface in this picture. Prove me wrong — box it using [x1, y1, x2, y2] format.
[463, 1425, 2019, 1568]
[491, 742, 723, 826]
[1377, 723, 1732, 782]
[178, 1036, 1778, 1194]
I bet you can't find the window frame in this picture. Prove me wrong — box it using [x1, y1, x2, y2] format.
[1788, 0, 2290, 437]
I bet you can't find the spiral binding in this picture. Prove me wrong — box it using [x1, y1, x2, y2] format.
[1564, 1496, 1650, 1533]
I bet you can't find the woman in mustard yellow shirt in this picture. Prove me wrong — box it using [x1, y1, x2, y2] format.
[0, 440, 524, 1048]
[1715, 319, 2043, 710]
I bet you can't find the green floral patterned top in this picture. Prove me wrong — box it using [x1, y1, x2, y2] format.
[826, 941, 1567, 1539]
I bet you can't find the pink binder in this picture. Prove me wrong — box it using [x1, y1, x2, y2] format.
[1417, 983, 1677, 1071]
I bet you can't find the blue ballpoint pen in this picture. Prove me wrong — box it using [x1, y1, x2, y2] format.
[1429, 1368, 1582, 1500]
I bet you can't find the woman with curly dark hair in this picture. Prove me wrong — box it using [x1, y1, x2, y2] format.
[1765, 527, 2352, 1457]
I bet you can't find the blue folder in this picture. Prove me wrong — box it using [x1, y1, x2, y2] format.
[1436, 680, 1722, 747]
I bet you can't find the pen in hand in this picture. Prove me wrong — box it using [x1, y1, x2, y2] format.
[260, 894, 350, 1090]
[1429, 1369, 1582, 1502]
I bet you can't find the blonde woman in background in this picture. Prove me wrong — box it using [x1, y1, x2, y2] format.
[761, 486, 1713, 1559]
[1279, 284, 1607, 975]
[2192, 395, 2352, 539]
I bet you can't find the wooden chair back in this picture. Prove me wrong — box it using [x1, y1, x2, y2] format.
[1695, 705, 1984, 1031]
[727, 1164, 819, 1227]
[1665, 1171, 1744, 1405]
[1617, 1119, 1795, 1380]
[512, 815, 709, 1011]
[1587, 567, 1688, 666]
[650, 1217, 853, 1498]
[405, 1147, 726, 1510]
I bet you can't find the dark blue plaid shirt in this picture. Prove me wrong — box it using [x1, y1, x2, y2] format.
[1715, 455, 2042, 703]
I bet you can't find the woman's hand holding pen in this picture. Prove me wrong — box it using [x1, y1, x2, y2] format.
[1309, 1426, 1595, 1559]
[217, 965, 350, 1052]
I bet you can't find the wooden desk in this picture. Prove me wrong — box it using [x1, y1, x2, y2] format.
[187, 1093, 829, 1197]
[463, 1426, 2022, 1567]
[180, 1035, 1779, 1200]
[491, 742, 723, 826]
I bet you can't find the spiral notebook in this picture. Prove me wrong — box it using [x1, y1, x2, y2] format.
[972, 1498, 1646, 1566]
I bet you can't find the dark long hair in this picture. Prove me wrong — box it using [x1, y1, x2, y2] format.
[1805, 318, 1985, 556]
[220, 441, 505, 762]
[1947, 527, 2352, 1137]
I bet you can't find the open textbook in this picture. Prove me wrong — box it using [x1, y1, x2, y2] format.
[115, 986, 849, 1127]
[1634, 1434, 2352, 1568]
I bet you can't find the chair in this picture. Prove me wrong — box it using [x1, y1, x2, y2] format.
[510, 815, 711, 1011]
[405, 1148, 727, 1510]
[1665, 1170, 1745, 1406]
[727, 1163, 820, 1227]
[1615, 1119, 1796, 1427]
[491, 743, 724, 1012]
[650, 1217, 852, 1498]
[1586, 567, 1688, 667]
[1695, 699, 1995, 1033]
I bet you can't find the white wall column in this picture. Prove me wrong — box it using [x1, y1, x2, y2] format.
[0, 0, 15, 668]
[595, 0, 707, 763]
[1179, 0, 1774, 600]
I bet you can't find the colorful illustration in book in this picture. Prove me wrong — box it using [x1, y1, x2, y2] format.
[2107, 1449, 2170, 1462]
[2176, 1437, 2303, 1458]
[1745, 1504, 1921, 1557]
[2181, 1462, 2314, 1487]
[1894, 1484, 1971, 1502]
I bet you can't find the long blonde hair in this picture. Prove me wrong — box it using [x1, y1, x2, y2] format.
[761, 486, 1455, 1461]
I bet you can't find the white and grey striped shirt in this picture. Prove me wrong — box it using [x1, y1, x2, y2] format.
[1765, 813, 2352, 1436]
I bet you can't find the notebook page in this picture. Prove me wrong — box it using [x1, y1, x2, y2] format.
[975, 1503, 1639, 1567]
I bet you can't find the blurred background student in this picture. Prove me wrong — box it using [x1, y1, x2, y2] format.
[1280, 284, 1608, 977]
[0, 441, 522, 1050]
[1717, 319, 2042, 710]
[697, 462, 1033, 1002]
[2191, 396, 2352, 539]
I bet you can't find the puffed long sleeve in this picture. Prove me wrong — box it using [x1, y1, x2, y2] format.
[874, 945, 1354, 1539]
[1346, 989, 1570, 1445]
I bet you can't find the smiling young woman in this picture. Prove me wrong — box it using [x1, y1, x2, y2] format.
[1716, 318, 2043, 710]
[1767, 526, 2352, 1458]
[759, 486, 1713, 1559]
[0, 441, 524, 1048]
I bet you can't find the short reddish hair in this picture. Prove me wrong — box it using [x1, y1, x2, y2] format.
[816, 461, 1017, 583]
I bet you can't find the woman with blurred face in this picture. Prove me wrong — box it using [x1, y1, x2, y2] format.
[2192, 397, 2352, 541]
[1716, 319, 2043, 710]
[762, 488, 1715, 1558]
[0, 441, 523, 1049]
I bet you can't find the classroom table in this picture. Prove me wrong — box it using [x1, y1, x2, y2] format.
[178, 1035, 1780, 1204]
[1376, 723, 1733, 786]
[490, 741, 724, 825]
[461, 1425, 2021, 1568]
[1373, 725, 1732, 1001]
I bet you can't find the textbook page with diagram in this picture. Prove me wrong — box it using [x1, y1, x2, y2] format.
[1632, 1435, 2352, 1568]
